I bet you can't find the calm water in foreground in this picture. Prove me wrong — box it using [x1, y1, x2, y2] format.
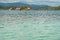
[0, 10, 60, 40]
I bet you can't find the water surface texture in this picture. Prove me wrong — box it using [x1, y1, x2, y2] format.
[0, 10, 60, 40]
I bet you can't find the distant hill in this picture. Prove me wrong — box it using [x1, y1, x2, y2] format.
[47, 6, 60, 10]
[1, 2, 60, 10]
[0, 2, 50, 8]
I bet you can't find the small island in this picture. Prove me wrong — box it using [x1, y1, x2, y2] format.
[0, 6, 60, 10]
[0, 6, 32, 10]
[9, 6, 32, 10]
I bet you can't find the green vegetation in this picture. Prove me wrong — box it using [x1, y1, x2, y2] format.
[0, 6, 60, 10]
[0, 6, 11, 10]
[48, 6, 60, 10]
[20, 6, 32, 10]
[35, 6, 60, 10]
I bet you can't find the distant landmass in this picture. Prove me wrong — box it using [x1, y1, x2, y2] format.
[0, 2, 50, 8]
[0, 2, 60, 10]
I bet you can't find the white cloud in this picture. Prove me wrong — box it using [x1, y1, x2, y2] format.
[24, 0, 33, 2]
[0, 0, 60, 6]
[0, 0, 60, 3]
[0, 0, 21, 3]
[48, 0, 60, 2]
[0, 0, 33, 3]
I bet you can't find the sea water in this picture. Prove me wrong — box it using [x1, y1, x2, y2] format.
[0, 10, 60, 40]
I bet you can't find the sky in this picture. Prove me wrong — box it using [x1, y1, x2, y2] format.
[0, 0, 60, 6]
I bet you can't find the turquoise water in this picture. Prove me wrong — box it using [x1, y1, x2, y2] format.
[0, 10, 60, 40]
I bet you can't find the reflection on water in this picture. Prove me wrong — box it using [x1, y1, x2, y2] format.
[0, 10, 60, 40]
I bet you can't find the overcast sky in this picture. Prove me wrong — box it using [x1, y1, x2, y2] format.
[0, 0, 60, 6]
